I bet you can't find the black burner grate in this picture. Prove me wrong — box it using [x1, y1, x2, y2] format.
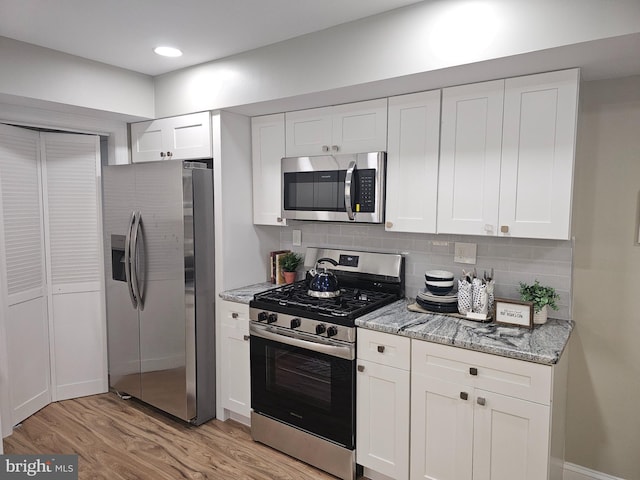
[253, 281, 397, 319]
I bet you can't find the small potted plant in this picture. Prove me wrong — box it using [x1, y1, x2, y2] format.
[280, 252, 304, 284]
[518, 280, 559, 325]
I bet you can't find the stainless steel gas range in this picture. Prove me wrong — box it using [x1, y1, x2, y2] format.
[249, 248, 405, 480]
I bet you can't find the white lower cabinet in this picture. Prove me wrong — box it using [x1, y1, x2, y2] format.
[355, 329, 568, 480]
[410, 340, 566, 480]
[218, 300, 251, 422]
[357, 329, 411, 480]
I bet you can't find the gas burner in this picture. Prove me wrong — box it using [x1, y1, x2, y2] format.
[252, 280, 398, 321]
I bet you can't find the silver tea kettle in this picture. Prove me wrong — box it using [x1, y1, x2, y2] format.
[307, 257, 341, 298]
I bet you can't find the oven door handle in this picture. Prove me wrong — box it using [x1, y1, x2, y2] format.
[250, 323, 355, 361]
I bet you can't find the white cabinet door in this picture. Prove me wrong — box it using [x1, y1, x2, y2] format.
[386, 90, 440, 233]
[251, 114, 286, 226]
[411, 374, 473, 480]
[131, 112, 212, 163]
[331, 98, 387, 154]
[285, 106, 333, 156]
[219, 301, 251, 419]
[130, 119, 164, 163]
[285, 99, 387, 156]
[472, 390, 550, 480]
[437, 80, 504, 236]
[357, 359, 410, 480]
[499, 69, 579, 240]
[163, 112, 212, 160]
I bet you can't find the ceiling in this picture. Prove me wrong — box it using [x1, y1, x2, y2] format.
[0, 0, 425, 76]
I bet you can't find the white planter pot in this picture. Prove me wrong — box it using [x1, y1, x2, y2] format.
[533, 305, 548, 325]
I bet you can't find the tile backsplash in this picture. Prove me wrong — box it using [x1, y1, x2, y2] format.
[278, 222, 573, 320]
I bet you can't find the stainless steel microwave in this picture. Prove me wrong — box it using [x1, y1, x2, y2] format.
[281, 152, 386, 223]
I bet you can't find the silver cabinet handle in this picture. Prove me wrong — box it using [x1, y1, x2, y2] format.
[322, 145, 330, 152]
[232, 312, 239, 319]
[124, 211, 137, 308]
[160, 152, 166, 158]
[469, 367, 478, 376]
[277, 217, 283, 223]
[344, 160, 356, 221]
[243, 335, 250, 341]
[477, 397, 486, 406]
[167, 151, 173, 157]
[460, 392, 469, 401]
[331, 145, 339, 152]
[377, 345, 385, 353]
[357, 365, 365, 372]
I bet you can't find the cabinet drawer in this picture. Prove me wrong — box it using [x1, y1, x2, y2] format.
[219, 301, 250, 327]
[358, 329, 410, 370]
[412, 340, 552, 404]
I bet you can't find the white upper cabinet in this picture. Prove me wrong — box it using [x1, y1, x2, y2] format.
[437, 80, 505, 236]
[386, 90, 441, 233]
[130, 112, 212, 163]
[251, 113, 286, 226]
[285, 99, 387, 156]
[437, 69, 579, 239]
[498, 69, 579, 240]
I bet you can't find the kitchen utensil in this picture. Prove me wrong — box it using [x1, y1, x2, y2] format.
[307, 257, 341, 298]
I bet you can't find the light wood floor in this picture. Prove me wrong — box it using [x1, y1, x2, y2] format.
[3, 393, 338, 480]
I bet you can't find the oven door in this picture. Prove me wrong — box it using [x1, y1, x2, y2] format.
[250, 323, 355, 449]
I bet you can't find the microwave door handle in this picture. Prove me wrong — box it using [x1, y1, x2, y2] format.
[124, 211, 138, 309]
[344, 161, 356, 221]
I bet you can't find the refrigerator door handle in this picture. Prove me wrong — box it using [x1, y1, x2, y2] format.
[130, 211, 145, 310]
[124, 211, 138, 308]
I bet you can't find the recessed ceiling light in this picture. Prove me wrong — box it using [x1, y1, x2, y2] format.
[154, 46, 183, 57]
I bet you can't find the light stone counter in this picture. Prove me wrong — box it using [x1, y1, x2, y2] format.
[219, 282, 276, 304]
[355, 299, 573, 365]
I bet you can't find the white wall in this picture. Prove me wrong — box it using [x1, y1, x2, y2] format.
[0, 36, 155, 119]
[568, 75, 640, 480]
[154, 0, 640, 117]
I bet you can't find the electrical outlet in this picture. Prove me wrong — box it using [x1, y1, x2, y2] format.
[454, 242, 477, 264]
[292, 229, 302, 246]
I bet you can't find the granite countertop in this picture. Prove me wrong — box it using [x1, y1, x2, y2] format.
[356, 299, 573, 365]
[219, 282, 276, 304]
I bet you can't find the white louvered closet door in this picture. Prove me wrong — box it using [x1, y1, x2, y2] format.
[40, 133, 107, 401]
[0, 124, 51, 426]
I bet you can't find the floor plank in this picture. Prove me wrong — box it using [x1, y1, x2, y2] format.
[3, 393, 338, 480]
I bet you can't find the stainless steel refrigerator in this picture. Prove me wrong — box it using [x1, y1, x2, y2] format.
[102, 160, 215, 424]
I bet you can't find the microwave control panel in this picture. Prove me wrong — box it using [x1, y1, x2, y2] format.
[356, 169, 375, 213]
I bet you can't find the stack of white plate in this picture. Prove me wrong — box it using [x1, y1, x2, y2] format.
[416, 289, 458, 314]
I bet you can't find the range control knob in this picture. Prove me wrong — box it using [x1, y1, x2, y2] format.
[290, 318, 301, 329]
[267, 313, 278, 324]
[315, 324, 327, 335]
[327, 326, 338, 338]
[257, 311, 268, 322]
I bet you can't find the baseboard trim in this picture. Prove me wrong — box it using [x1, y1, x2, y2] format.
[564, 462, 626, 480]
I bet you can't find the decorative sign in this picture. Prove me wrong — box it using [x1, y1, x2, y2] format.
[494, 298, 533, 328]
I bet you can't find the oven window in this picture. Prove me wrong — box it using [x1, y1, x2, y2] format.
[269, 348, 331, 410]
